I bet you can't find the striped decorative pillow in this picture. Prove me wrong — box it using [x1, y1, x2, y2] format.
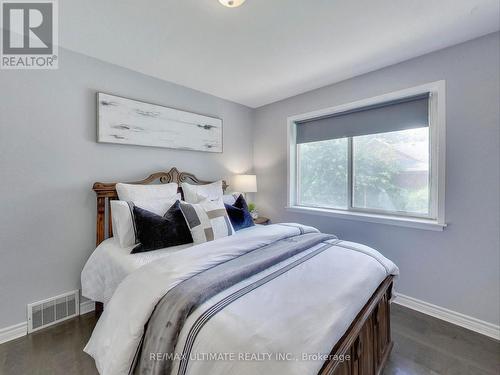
[179, 199, 234, 244]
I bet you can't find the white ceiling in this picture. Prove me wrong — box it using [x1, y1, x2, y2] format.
[60, 0, 500, 108]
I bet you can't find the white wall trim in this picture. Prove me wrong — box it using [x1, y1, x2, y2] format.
[0, 296, 497, 344]
[80, 300, 96, 315]
[287, 80, 447, 228]
[286, 205, 446, 231]
[0, 300, 95, 345]
[0, 322, 27, 345]
[394, 293, 500, 341]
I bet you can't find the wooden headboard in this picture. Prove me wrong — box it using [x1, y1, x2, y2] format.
[92, 167, 227, 246]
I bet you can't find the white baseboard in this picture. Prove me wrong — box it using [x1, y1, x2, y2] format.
[80, 300, 96, 315]
[0, 300, 96, 345]
[0, 322, 27, 345]
[394, 293, 500, 341]
[2, 296, 497, 345]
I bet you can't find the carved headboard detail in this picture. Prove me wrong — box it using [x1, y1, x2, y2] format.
[92, 167, 227, 246]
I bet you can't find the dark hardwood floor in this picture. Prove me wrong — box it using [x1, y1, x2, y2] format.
[384, 305, 500, 375]
[0, 313, 98, 375]
[0, 304, 498, 375]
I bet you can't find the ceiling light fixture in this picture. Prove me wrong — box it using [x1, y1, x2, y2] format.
[218, 0, 246, 8]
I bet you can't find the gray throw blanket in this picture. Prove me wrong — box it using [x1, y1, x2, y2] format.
[133, 232, 336, 375]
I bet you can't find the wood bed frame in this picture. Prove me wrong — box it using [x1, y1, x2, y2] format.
[92, 167, 393, 375]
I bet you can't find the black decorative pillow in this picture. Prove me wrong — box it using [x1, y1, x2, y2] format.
[131, 201, 193, 254]
[225, 194, 255, 231]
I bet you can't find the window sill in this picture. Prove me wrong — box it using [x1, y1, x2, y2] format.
[286, 205, 446, 231]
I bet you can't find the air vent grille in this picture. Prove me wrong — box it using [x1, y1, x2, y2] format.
[27, 291, 79, 333]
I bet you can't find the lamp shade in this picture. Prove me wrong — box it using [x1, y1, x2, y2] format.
[232, 174, 257, 193]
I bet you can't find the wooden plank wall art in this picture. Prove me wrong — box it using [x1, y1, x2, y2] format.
[97, 93, 223, 153]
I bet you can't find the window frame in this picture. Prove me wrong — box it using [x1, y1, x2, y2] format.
[287, 81, 446, 231]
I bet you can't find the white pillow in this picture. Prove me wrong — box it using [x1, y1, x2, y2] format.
[111, 197, 179, 248]
[179, 198, 233, 244]
[116, 182, 178, 202]
[181, 180, 223, 203]
[223, 193, 240, 205]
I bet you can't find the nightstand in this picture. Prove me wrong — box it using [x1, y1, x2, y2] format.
[253, 216, 270, 225]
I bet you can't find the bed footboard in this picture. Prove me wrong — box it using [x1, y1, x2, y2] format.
[319, 276, 393, 375]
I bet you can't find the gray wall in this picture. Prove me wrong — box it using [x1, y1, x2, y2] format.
[253, 32, 500, 325]
[0, 33, 498, 330]
[0, 48, 254, 328]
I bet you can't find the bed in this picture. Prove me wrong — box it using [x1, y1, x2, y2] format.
[82, 237, 193, 304]
[82, 167, 398, 375]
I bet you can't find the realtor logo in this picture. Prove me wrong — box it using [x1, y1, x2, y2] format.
[1, 0, 58, 69]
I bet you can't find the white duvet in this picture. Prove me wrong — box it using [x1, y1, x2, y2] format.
[81, 238, 192, 304]
[84, 224, 398, 375]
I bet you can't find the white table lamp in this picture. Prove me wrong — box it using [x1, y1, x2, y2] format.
[232, 174, 257, 199]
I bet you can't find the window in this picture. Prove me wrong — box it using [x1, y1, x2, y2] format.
[298, 138, 348, 209]
[352, 128, 429, 215]
[288, 82, 446, 230]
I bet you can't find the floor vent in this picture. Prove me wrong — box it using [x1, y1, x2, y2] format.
[27, 290, 80, 333]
